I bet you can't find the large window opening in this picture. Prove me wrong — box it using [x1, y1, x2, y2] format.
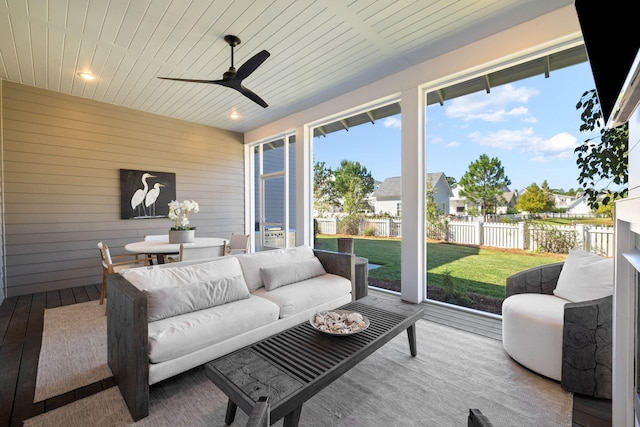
[251, 134, 296, 251]
[312, 103, 403, 296]
[424, 46, 605, 315]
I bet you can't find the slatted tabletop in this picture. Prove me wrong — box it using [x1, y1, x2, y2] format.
[205, 297, 425, 426]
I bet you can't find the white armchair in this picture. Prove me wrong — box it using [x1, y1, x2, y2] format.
[501, 249, 613, 398]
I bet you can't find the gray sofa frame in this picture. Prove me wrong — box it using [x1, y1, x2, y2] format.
[505, 262, 612, 399]
[106, 249, 355, 421]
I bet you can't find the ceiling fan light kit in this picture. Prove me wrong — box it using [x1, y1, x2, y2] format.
[158, 35, 270, 108]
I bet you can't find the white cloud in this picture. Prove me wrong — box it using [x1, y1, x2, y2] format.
[467, 128, 534, 149]
[383, 117, 402, 128]
[446, 84, 539, 122]
[467, 129, 577, 161]
[444, 141, 461, 148]
[534, 132, 577, 152]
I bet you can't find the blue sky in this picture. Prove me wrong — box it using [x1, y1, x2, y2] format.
[313, 61, 598, 193]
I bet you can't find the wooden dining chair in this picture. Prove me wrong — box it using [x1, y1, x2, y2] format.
[225, 233, 250, 255]
[179, 241, 226, 262]
[97, 242, 149, 305]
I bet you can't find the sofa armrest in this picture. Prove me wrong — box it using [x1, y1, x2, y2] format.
[313, 249, 354, 280]
[505, 262, 564, 297]
[561, 295, 613, 398]
[106, 272, 149, 421]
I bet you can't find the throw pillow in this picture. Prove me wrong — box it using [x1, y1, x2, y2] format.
[553, 248, 613, 302]
[121, 256, 244, 291]
[260, 257, 326, 291]
[145, 274, 250, 322]
[236, 245, 317, 291]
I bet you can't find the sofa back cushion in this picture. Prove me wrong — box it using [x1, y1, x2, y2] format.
[260, 258, 326, 291]
[120, 256, 250, 321]
[553, 248, 613, 302]
[235, 245, 317, 291]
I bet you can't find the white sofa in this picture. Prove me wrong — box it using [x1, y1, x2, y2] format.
[501, 249, 613, 398]
[106, 245, 354, 421]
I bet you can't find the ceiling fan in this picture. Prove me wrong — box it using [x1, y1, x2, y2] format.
[158, 35, 270, 108]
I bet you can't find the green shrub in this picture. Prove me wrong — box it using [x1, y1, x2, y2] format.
[533, 224, 576, 254]
[363, 225, 377, 237]
[338, 215, 361, 235]
[441, 269, 471, 306]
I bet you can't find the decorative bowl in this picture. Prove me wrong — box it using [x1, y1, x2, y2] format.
[309, 310, 370, 336]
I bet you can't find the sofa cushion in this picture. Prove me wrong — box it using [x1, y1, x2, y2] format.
[148, 295, 280, 363]
[145, 274, 250, 322]
[553, 249, 613, 302]
[236, 245, 317, 291]
[252, 273, 351, 318]
[260, 258, 326, 291]
[120, 256, 250, 321]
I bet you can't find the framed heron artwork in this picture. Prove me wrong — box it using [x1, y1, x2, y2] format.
[120, 169, 176, 219]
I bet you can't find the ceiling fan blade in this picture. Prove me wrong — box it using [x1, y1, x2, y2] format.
[157, 77, 222, 84]
[237, 84, 269, 108]
[234, 50, 270, 81]
[157, 37, 269, 108]
[220, 80, 268, 108]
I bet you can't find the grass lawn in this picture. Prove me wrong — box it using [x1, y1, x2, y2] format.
[315, 235, 565, 298]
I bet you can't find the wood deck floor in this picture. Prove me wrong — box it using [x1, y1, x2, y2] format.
[0, 286, 611, 426]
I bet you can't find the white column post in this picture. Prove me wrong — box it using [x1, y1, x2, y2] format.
[401, 87, 425, 303]
[297, 126, 311, 247]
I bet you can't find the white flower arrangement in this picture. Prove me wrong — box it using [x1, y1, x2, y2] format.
[168, 200, 200, 230]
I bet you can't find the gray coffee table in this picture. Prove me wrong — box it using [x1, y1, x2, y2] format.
[205, 296, 425, 426]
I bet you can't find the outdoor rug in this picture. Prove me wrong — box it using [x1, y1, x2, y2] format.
[24, 317, 573, 426]
[33, 300, 112, 402]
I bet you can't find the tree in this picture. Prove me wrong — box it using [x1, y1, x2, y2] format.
[596, 193, 617, 219]
[446, 176, 457, 189]
[540, 180, 551, 194]
[313, 161, 339, 215]
[516, 182, 554, 215]
[426, 176, 448, 240]
[575, 89, 628, 209]
[333, 160, 375, 216]
[458, 154, 511, 218]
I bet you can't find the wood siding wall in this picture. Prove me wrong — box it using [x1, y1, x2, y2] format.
[0, 80, 244, 298]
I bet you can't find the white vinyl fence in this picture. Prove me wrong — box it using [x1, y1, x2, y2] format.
[315, 217, 402, 237]
[316, 217, 614, 256]
[430, 221, 614, 256]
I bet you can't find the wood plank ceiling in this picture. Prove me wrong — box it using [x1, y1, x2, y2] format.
[0, 0, 575, 133]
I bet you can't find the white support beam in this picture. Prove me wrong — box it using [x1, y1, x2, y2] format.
[400, 86, 426, 303]
[366, 111, 376, 124]
[297, 126, 312, 247]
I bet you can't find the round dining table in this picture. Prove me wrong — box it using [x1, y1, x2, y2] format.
[125, 236, 227, 264]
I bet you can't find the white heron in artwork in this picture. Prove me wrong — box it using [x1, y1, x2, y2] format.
[144, 183, 165, 217]
[131, 173, 155, 217]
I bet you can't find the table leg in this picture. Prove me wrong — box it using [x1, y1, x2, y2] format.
[225, 399, 237, 425]
[407, 323, 417, 356]
[282, 405, 302, 427]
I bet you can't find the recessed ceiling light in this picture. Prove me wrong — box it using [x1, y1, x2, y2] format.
[229, 111, 240, 120]
[77, 72, 96, 80]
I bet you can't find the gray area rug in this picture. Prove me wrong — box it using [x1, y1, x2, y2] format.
[33, 300, 112, 402]
[25, 317, 572, 426]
